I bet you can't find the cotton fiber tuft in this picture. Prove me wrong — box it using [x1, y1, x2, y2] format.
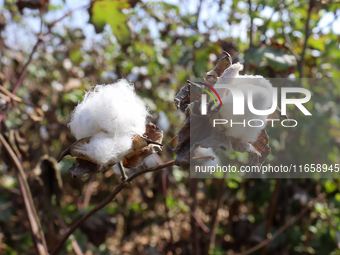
[213, 63, 274, 143]
[68, 79, 149, 166]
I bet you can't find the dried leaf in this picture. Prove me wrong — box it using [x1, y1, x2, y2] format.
[58, 137, 92, 163]
[250, 129, 271, 164]
[80, 213, 116, 247]
[173, 112, 229, 165]
[0, 128, 30, 167]
[124, 122, 163, 168]
[34, 155, 63, 204]
[173, 53, 233, 165]
[174, 80, 203, 113]
[16, 0, 49, 12]
[173, 116, 191, 165]
[230, 128, 271, 165]
[267, 106, 288, 125]
[204, 51, 232, 85]
[69, 158, 101, 179]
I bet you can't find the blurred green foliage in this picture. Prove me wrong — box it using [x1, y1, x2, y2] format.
[0, 0, 339, 254]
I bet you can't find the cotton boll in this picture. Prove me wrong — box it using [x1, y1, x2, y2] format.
[68, 79, 149, 167]
[218, 82, 273, 142]
[213, 63, 244, 99]
[212, 63, 274, 143]
[74, 133, 134, 166]
[217, 62, 243, 83]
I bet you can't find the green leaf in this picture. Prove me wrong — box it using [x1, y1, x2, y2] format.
[246, 46, 297, 72]
[90, 0, 131, 45]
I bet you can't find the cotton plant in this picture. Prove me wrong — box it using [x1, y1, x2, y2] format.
[59, 79, 163, 179]
[211, 62, 274, 143]
[173, 52, 284, 165]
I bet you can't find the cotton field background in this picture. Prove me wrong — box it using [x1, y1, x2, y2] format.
[0, 0, 340, 255]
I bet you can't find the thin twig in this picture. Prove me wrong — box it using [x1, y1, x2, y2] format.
[208, 175, 227, 253]
[51, 208, 84, 255]
[322, 196, 340, 249]
[162, 169, 175, 253]
[0, 85, 44, 118]
[154, 153, 209, 234]
[298, 0, 314, 78]
[12, 39, 42, 95]
[153, 154, 174, 252]
[167, 172, 210, 233]
[81, 174, 95, 210]
[261, 179, 281, 255]
[0, 39, 42, 123]
[47, 0, 99, 31]
[248, 0, 254, 47]
[280, 3, 301, 61]
[50, 155, 215, 255]
[0, 134, 48, 255]
[195, 0, 203, 29]
[236, 193, 326, 255]
[190, 179, 200, 255]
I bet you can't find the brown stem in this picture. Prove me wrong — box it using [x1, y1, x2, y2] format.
[261, 179, 281, 255]
[299, 0, 314, 78]
[167, 172, 210, 233]
[236, 193, 326, 255]
[248, 0, 254, 47]
[81, 174, 95, 210]
[162, 169, 175, 252]
[0, 134, 48, 255]
[208, 175, 227, 253]
[0, 38, 42, 124]
[47, 0, 99, 30]
[280, 2, 301, 61]
[50, 155, 215, 255]
[51, 208, 84, 255]
[190, 179, 200, 255]
[12, 39, 42, 95]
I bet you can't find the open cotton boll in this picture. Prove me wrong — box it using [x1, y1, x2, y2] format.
[212, 63, 274, 143]
[218, 82, 273, 142]
[74, 133, 134, 166]
[213, 63, 243, 99]
[68, 79, 149, 166]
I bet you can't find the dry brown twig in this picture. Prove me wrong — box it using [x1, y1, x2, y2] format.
[236, 193, 326, 255]
[0, 134, 48, 255]
[50, 155, 215, 255]
[0, 2, 114, 253]
[208, 175, 227, 254]
[51, 208, 84, 255]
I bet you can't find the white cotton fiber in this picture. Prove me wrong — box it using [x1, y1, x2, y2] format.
[213, 63, 274, 143]
[68, 79, 149, 166]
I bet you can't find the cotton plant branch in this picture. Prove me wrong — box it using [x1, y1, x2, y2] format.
[166, 171, 210, 233]
[208, 175, 226, 254]
[280, 3, 301, 61]
[236, 193, 326, 255]
[261, 179, 281, 255]
[0, 0, 96, 123]
[0, 85, 44, 120]
[80, 175, 96, 210]
[162, 169, 175, 253]
[50, 155, 215, 255]
[0, 38, 42, 123]
[0, 134, 48, 255]
[46, 1, 96, 30]
[51, 208, 84, 255]
[298, 0, 315, 78]
[190, 179, 200, 255]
